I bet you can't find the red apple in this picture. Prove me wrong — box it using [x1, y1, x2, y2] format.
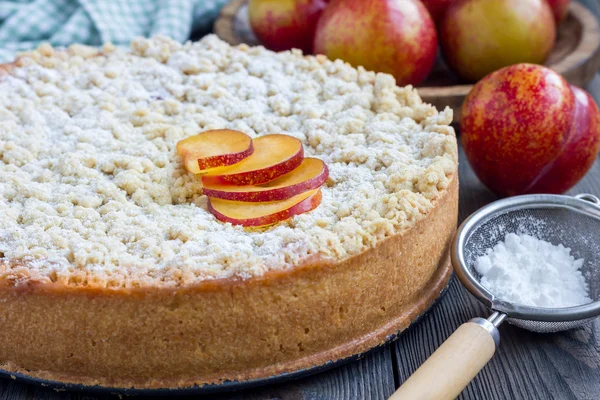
[421, 0, 453, 24]
[313, 0, 438, 86]
[202, 134, 304, 186]
[208, 189, 322, 227]
[248, 0, 329, 54]
[546, 0, 570, 23]
[440, 0, 556, 82]
[203, 158, 328, 202]
[461, 64, 585, 196]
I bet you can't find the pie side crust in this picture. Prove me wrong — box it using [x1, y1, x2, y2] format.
[0, 170, 457, 389]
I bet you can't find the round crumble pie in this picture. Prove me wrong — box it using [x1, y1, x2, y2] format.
[0, 35, 458, 389]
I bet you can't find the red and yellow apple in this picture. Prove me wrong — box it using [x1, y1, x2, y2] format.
[461, 63, 600, 196]
[313, 0, 438, 86]
[203, 158, 328, 202]
[546, 0, 570, 23]
[202, 134, 304, 186]
[248, 0, 329, 54]
[177, 129, 253, 174]
[440, 0, 556, 82]
[208, 189, 322, 227]
[421, 0, 453, 24]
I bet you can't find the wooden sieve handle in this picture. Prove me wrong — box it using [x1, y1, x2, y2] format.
[389, 318, 499, 400]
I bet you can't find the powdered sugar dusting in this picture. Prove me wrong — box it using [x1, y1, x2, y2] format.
[475, 233, 591, 308]
[0, 35, 457, 287]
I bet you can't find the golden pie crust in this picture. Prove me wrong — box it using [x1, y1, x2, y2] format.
[0, 176, 456, 389]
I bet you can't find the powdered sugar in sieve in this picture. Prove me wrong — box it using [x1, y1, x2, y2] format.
[394, 193, 600, 399]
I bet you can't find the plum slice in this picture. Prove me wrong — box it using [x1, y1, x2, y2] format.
[208, 188, 322, 227]
[202, 134, 304, 186]
[202, 158, 328, 202]
[177, 129, 254, 174]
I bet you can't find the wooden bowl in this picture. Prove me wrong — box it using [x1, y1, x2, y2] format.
[215, 1, 600, 122]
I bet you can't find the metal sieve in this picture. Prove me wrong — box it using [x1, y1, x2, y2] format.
[455, 192, 600, 333]
[392, 193, 600, 400]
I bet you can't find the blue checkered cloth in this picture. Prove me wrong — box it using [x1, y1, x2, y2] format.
[0, 0, 228, 62]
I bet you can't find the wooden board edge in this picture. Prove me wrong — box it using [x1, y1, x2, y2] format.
[214, 0, 247, 46]
[553, 2, 600, 87]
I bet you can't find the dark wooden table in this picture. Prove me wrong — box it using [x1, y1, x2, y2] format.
[3, 62, 600, 400]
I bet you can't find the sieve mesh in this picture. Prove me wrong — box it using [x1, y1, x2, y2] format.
[462, 206, 600, 333]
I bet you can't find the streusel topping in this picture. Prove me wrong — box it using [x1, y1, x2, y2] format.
[0, 35, 457, 287]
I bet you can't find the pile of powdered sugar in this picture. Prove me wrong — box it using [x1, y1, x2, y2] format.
[475, 233, 591, 308]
